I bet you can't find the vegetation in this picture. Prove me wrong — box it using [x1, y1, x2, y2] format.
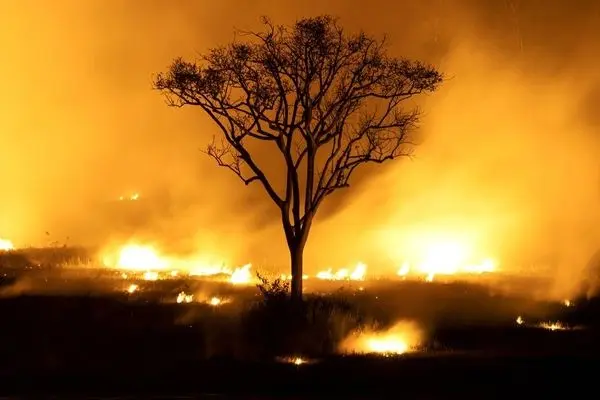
[154, 15, 443, 301]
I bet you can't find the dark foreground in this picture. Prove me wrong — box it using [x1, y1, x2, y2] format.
[0, 294, 598, 398]
[0, 354, 597, 398]
[1, 250, 600, 398]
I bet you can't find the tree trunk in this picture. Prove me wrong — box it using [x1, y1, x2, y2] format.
[289, 242, 305, 303]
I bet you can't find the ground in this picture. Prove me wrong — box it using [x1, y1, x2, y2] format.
[1, 248, 599, 397]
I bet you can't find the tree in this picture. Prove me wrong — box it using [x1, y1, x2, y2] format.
[154, 15, 443, 302]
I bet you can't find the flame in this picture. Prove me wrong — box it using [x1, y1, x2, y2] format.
[102, 237, 497, 287]
[208, 296, 222, 306]
[188, 263, 230, 277]
[365, 337, 409, 354]
[0, 238, 14, 251]
[280, 274, 309, 281]
[339, 321, 423, 355]
[207, 296, 232, 306]
[277, 356, 311, 365]
[176, 291, 194, 304]
[316, 262, 367, 281]
[101, 244, 254, 284]
[143, 271, 159, 281]
[126, 284, 138, 294]
[395, 238, 497, 281]
[516, 315, 524, 325]
[229, 263, 252, 284]
[539, 321, 568, 331]
[111, 244, 167, 271]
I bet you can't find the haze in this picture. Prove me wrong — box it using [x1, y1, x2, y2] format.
[1, 0, 599, 298]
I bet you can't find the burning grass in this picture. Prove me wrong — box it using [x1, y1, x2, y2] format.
[0, 245, 598, 370]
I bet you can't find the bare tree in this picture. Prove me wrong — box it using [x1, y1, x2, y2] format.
[154, 15, 443, 302]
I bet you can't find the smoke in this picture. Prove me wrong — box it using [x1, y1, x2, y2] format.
[1, 1, 600, 299]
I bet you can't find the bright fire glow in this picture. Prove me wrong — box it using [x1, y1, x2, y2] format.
[102, 237, 497, 287]
[0, 238, 14, 251]
[176, 291, 194, 303]
[277, 356, 310, 365]
[395, 237, 497, 281]
[143, 271, 159, 281]
[126, 284, 138, 294]
[316, 262, 367, 281]
[208, 296, 223, 306]
[539, 321, 568, 331]
[229, 264, 252, 284]
[339, 321, 423, 355]
[113, 244, 167, 271]
[101, 244, 254, 285]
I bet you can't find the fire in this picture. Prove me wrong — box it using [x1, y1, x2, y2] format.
[113, 244, 167, 271]
[143, 271, 159, 281]
[316, 262, 367, 281]
[229, 263, 252, 284]
[188, 263, 230, 277]
[539, 321, 568, 331]
[366, 337, 409, 354]
[339, 321, 423, 355]
[208, 296, 222, 306]
[176, 291, 194, 304]
[277, 356, 311, 365]
[206, 296, 232, 306]
[516, 317, 570, 331]
[0, 238, 14, 251]
[101, 243, 254, 284]
[126, 284, 138, 294]
[395, 238, 497, 281]
[280, 274, 309, 281]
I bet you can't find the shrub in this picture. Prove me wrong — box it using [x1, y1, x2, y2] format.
[241, 274, 369, 359]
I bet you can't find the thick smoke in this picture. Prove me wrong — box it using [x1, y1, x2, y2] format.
[1, 0, 599, 298]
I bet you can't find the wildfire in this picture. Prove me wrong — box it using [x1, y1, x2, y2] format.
[102, 236, 497, 287]
[395, 238, 497, 281]
[539, 321, 568, 331]
[0, 238, 14, 251]
[280, 274, 309, 281]
[113, 244, 167, 271]
[316, 262, 367, 281]
[339, 321, 423, 356]
[516, 316, 571, 331]
[143, 271, 159, 281]
[212, 296, 233, 306]
[126, 284, 138, 294]
[176, 291, 194, 304]
[102, 244, 254, 285]
[229, 263, 252, 284]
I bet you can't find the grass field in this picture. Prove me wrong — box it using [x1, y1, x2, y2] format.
[1, 247, 599, 397]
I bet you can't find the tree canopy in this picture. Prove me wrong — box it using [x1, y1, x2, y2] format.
[155, 15, 443, 300]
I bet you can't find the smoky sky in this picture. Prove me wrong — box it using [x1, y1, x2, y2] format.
[1, 0, 600, 297]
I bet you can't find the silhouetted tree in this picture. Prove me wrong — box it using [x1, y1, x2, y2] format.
[154, 15, 443, 302]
